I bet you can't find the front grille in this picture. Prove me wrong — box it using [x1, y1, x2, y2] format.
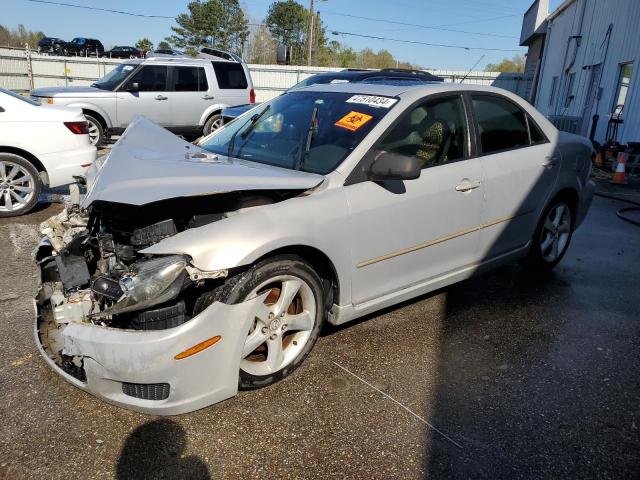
[122, 382, 170, 401]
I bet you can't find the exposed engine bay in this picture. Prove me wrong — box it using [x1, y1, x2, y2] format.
[35, 190, 300, 380]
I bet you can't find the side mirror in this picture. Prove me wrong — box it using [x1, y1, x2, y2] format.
[126, 82, 139, 92]
[368, 152, 421, 182]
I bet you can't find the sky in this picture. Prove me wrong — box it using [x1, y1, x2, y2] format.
[2, 0, 565, 70]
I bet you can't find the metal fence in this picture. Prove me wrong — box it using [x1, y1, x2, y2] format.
[0, 46, 533, 102]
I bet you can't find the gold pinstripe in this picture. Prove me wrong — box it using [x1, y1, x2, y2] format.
[356, 211, 533, 268]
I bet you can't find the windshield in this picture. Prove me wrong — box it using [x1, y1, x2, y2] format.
[92, 63, 137, 90]
[200, 91, 397, 174]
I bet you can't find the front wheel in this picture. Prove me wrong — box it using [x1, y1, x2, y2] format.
[193, 256, 325, 390]
[0, 153, 41, 217]
[526, 199, 574, 270]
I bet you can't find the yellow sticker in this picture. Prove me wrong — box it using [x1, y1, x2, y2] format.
[335, 111, 373, 131]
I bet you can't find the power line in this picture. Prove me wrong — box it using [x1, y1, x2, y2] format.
[329, 30, 524, 52]
[24, 0, 174, 18]
[321, 10, 519, 39]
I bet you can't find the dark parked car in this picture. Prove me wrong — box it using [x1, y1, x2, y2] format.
[37, 37, 65, 55]
[103, 46, 145, 59]
[150, 48, 185, 57]
[62, 37, 104, 57]
[220, 68, 444, 126]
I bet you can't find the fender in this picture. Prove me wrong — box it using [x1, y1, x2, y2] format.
[141, 186, 354, 306]
[64, 102, 113, 129]
[198, 103, 230, 126]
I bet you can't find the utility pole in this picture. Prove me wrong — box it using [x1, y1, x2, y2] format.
[307, 0, 314, 66]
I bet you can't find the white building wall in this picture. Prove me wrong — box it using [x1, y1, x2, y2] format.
[535, 0, 640, 143]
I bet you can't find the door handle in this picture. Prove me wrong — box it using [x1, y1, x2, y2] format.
[455, 179, 481, 192]
[155, 95, 168, 101]
[202, 94, 215, 100]
[542, 156, 559, 168]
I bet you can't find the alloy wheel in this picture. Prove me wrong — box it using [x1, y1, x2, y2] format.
[0, 160, 36, 213]
[208, 117, 224, 134]
[540, 203, 571, 263]
[241, 275, 316, 376]
[87, 119, 100, 145]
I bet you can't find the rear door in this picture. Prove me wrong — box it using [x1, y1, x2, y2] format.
[469, 93, 558, 260]
[345, 93, 484, 305]
[115, 65, 171, 128]
[168, 65, 211, 127]
[211, 61, 249, 106]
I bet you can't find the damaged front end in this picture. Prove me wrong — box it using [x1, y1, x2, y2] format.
[34, 197, 274, 414]
[33, 118, 323, 414]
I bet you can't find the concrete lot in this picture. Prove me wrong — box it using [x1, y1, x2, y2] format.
[0, 195, 638, 479]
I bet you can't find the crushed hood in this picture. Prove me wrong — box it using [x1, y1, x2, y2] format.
[82, 117, 324, 207]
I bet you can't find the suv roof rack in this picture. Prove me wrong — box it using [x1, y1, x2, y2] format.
[197, 47, 242, 63]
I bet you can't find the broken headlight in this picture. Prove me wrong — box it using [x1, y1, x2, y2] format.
[96, 255, 187, 316]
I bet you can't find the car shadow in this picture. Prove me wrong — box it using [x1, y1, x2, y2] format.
[116, 419, 210, 480]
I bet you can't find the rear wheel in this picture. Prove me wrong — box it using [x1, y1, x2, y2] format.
[193, 256, 325, 389]
[84, 114, 104, 146]
[526, 199, 574, 270]
[0, 153, 41, 217]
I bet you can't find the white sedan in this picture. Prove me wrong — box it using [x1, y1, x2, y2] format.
[0, 88, 96, 217]
[35, 83, 595, 414]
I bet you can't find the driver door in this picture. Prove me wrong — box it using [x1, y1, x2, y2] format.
[345, 94, 484, 305]
[115, 65, 171, 129]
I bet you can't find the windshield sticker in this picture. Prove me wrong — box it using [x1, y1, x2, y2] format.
[330, 79, 349, 84]
[346, 95, 398, 109]
[335, 111, 373, 131]
[122, 65, 134, 71]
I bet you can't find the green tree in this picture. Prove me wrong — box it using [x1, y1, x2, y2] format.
[266, 0, 308, 63]
[485, 55, 525, 73]
[166, 0, 249, 54]
[158, 41, 171, 50]
[0, 24, 44, 48]
[135, 38, 153, 53]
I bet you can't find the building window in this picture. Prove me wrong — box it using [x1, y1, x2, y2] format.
[612, 62, 633, 113]
[549, 76, 559, 106]
[563, 72, 575, 108]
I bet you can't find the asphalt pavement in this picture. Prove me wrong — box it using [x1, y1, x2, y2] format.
[0, 194, 638, 479]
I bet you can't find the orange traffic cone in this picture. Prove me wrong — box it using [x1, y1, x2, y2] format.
[611, 152, 627, 184]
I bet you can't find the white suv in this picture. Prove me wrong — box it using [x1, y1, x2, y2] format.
[31, 49, 255, 145]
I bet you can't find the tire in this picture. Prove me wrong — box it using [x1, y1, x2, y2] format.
[525, 198, 574, 270]
[0, 153, 42, 217]
[193, 255, 325, 390]
[203, 113, 224, 136]
[62, 47, 69, 56]
[84, 114, 104, 146]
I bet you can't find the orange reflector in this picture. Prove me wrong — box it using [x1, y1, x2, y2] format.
[174, 336, 221, 360]
[45, 97, 54, 104]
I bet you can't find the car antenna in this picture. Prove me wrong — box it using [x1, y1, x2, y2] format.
[459, 54, 485, 84]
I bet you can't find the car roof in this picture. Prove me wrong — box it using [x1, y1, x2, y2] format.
[297, 81, 516, 98]
[307, 69, 443, 82]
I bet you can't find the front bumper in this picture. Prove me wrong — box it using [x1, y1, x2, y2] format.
[35, 293, 266, 415]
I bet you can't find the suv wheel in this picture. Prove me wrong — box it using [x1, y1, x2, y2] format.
[203, 114, 224, 135]
[84, 114, 104, 146]
[62, 47, 69, 56]
[0, 153, 42, 217]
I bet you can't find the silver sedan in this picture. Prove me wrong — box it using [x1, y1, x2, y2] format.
[34, 83, 595, 414]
